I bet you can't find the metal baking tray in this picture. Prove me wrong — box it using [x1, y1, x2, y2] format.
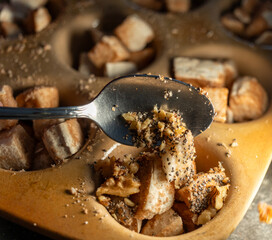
[0, 0, 271, 239]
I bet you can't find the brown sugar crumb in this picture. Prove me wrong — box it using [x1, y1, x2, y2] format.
[258, 202, 272, 224]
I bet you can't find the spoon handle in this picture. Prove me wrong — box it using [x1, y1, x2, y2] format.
[0, 105, 92, 120]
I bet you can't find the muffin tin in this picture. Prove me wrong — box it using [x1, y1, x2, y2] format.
[0, 0, 271, 239]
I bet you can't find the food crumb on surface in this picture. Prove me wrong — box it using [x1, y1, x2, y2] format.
[229, 139, 238, 147]
[258, 202, 272, 224]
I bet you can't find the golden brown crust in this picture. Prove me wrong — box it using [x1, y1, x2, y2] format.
[202, 87, 229, 123]
[0, 85, 18, 131]
[173, 202, 198, 232]
[16, 86, 59, 108]
[0, 125, 35, 170]
[229, 76, 268, 122]
[42, 119, 84, 163]
[88, 36, 130, 68]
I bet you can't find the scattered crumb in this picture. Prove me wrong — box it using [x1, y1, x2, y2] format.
[258, 202, 272, 224]
[229, 139, 238, 147]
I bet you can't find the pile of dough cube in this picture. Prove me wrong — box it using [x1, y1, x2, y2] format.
[173, 56, 269, 123]
[0, 85, 85, 171]
[78, 14, 155, 78]
[221, 0, 272, 46]
[0, 0, 52, 39]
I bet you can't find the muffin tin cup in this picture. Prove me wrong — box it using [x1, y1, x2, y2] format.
[0, 0, 271, 239]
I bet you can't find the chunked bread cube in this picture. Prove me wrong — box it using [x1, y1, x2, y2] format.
[88, 36, 130, 68]
[16, 86, 59, 108]
[134, 153, 175, 220]
[221, 14, 245, 35]
[245, 15, 268, 38]
[166, 0, 191, 13]
[132, 0, 163, 10]
[104, 61, 137, 78]
[173, 57, 226, 88]
[0, 21, 22, 38]
[42, 119, 84, 163]
[32, 142, 54, 170]
[0, 5, 15, 22]
[175, 164, 229, 213]
[229, 76, 268, 122]
[161, 129, 196, 188]
[0, 125, 34, 170]
[173, 202, 197, 232]
[223, 60, 238, 88]
[115, 15, 155, 52]
[141, 209, 184, 237]
[33, 118, 64, 139]
[0, 85, 18, 131]
[24, 7, 51, 33]
[202, 87, 229, 123]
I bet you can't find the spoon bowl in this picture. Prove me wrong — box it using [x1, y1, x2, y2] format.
[0, 74, 214, 145]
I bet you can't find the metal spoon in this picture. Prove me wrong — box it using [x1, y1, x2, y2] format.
[0, 74, 214, 145]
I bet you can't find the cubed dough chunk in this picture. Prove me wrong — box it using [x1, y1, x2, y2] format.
[115, 15, 155, 52]
[229, 76, 268, 122]
[0, 125, 34, 170]
[141, 209, 184, 237]
[221, 14, 245, 35]
[42, 119, 84, 163]
[129, 48, 155, 69]
[16, 86, 59, 108]
[173, 57, 226, 88]
[0, 5, 15, 22]
[175, 164, 229, 213]
[0, 21, 22, 38]
[32, 142, 54, 170]
[166, 0, 191, 13]
[202, 87, 229, 123]
[223, 60, 238, 88]
[104, 61, 137, 78]
[196, 206, 217, 225]
[24, 7, 51, 33]
[132, 0, 163, 10]
[11, 0, 48, 10]
[106, 197, 142, 232]
[33, 118, 64, 139]
[0, 85, 18, 131]
[245, 16, 268, 38]
[173, 202, 198, 232]
[88, 36, 130, 68]
[161, 129, 196, 188]
[134, 153, 175, 220]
